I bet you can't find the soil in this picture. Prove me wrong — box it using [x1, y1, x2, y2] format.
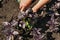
[0, 0, 19, 24]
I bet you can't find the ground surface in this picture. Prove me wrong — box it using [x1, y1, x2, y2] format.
[0, 0, 60, 40]
[0, 0, 19, 24]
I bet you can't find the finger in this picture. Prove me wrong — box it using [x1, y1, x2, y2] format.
[19, 4, 22, 10]
[20, 7, 25, 11]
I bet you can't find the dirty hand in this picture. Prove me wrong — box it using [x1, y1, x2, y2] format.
[19, 0, 32, 11]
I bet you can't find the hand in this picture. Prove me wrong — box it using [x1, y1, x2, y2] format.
[19, 0, 32, 11]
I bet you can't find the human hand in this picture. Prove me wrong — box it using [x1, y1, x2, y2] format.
[19, 0, 32, 11]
